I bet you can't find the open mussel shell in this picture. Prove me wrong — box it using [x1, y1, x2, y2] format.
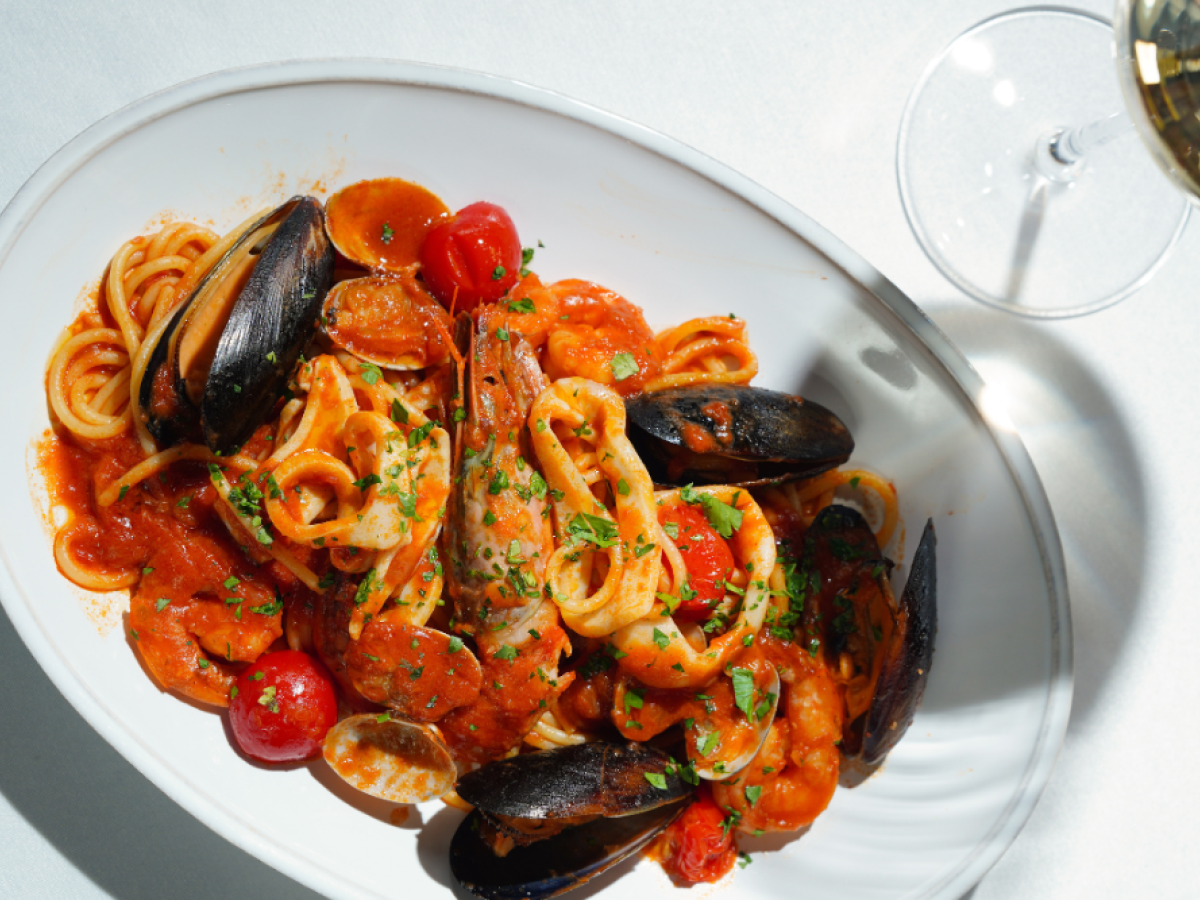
[455, 741, 694, 819]
[138, 196, 334, 455]
[798, 505, 936, 767]
[322, 714, 457, 804]
[324, 177, 449, 272]
[624, 383, 854, 487]
[451, 801, 687, 900]
[851, 517, 937, 766]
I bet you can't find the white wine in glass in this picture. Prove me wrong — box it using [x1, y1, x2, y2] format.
[898, 5, 1192, 317]
[1116, 0, 1200, 199]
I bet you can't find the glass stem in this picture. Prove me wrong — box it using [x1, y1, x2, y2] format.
[1034, 111, 1135, 182]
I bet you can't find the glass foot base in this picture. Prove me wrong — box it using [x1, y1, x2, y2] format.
[897, 7, 1189, 317]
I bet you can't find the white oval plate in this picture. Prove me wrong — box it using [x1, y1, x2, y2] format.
[0, 60, 1070, 900]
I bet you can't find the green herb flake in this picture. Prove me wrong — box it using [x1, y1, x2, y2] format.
[699, 493, 743, 538]
[381, 222, 395, 244]
[257, 685, 279, 713]
[610, 352, 639, 382]
[644, 771, 668, 790]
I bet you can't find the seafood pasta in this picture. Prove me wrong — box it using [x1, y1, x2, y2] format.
[39, 178, 935, 894]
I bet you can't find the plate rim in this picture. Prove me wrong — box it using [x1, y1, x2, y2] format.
[0, 57, 1073, 900]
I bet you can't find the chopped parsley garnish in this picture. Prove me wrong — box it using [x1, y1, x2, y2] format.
[610, 352, 639, 382]
[407, 420, 436, 448]
[358, 362, 383, 385]
[391, 398, 409, 425]
[353, 473, 382, 492]
[380, 223, 395, 244]
[644, 771, 668, 790]
[492, 265, 507, 281]
[566, 512, 620, 548]
[507, 296, 535, 314]
[257, 685, 279, 713]
[732, 667, 755, 720]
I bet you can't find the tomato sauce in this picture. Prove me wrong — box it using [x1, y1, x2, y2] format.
[41, 422, 305, 701]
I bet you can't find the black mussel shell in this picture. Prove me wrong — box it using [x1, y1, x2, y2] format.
[450, 801, 687, 900]
[138, 196, 334, 454]
[855, 517, 936, 765]
[799, 506, 937, 766]
[624, 383, 853, 487]
[203, 197, 333, 454]
[455, 741, 693, 819]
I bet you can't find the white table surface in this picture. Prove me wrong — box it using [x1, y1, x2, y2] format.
[2, 1, 1197, 898]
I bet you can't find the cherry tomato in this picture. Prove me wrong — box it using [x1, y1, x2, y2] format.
[418, 201, 521, 311]
[659, 503, 735, 620]
[228, 650, 338, 763]
[658, 788, 738, 884]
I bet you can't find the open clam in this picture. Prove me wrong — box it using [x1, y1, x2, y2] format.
[319, 178, 455, 369]
[323, 714, 457, 804]
[324, 177, 449, 273]
[320, 275, 453, 370]
[624, 383, 854, 488]
[136, 196, 334, 455]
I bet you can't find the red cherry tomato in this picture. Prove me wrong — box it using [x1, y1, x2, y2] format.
[658, 788, 738, 884]
[659, 503, 735, 620]
[228, 650, 338, 763]
[418, 201, 521, 311]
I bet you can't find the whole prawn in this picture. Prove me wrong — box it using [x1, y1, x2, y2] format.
[439, 305, 573, 766]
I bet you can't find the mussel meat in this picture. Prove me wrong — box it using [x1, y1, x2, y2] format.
[794, 504, 936, 766]
[624, 383, 854, 487]
[136, 196, 334, 455]
[450, 742, 695, 900]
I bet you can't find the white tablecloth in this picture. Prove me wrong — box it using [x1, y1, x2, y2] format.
[2, 1, 1196, 897]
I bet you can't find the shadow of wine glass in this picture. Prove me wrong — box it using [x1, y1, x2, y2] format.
[924, 300, 1149, 724]
[0, 603, 325, 900]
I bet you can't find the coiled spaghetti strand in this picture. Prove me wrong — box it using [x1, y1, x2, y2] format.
[643, 315, 758, 391]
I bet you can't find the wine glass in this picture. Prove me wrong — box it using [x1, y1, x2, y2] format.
[897, 3, 1196, 318]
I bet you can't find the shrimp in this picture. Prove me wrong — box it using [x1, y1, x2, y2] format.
[444, 303, 553, 634]
[129, 566, 282, 708]
[439, 305, 573, 765]
[541, 280, 663, 396]
[711, 640, 843, 833]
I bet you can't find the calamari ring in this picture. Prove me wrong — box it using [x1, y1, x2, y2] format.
[265, 411, 411, 551]
[612, 486, 776, 688]
[530, 378, 661, 638]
